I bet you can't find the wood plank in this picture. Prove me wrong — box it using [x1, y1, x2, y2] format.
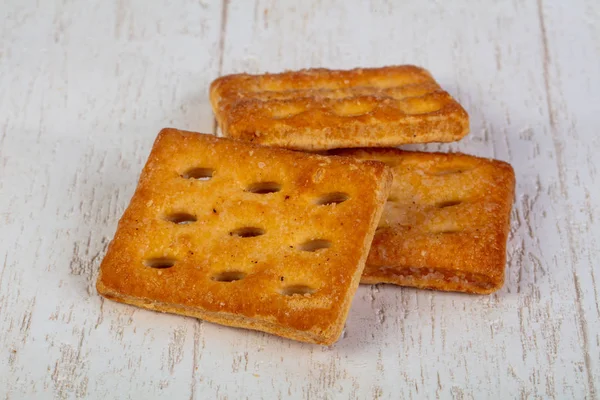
[537, 0, 600, 396]
[216, 0, 599, 398]
[0, 0, 223, 398]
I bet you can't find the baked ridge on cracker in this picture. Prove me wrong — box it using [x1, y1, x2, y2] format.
[96, 128, 392, 345]
[332, 148, 515, 294]
[210, 65, 469, 150]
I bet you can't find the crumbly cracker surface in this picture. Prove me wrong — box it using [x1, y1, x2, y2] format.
[210, 65, 469, 150]
[333, 148, 515, 294]
[97, 129, 392, 344]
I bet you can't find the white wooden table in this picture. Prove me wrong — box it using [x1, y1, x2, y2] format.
[1, 1, 599, 398]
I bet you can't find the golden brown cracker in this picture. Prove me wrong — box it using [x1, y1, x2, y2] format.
[96, 128, 392, 344]
[332, 148, 515, 294]
[210, 65, 469, 150]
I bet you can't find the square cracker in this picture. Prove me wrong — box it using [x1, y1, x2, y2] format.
[210, 65, 469, 151]
[332, 148, 515, 294]
[96, 128, 392, 345]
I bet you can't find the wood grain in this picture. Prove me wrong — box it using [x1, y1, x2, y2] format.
[0, 0, 598, 398]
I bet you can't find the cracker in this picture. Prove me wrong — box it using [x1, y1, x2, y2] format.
[210, 65, 469, 150]
[96, 128, 392, 344]
[332, 148, 515, 294]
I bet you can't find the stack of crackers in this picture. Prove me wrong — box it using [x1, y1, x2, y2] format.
[97, 66, 515, 345]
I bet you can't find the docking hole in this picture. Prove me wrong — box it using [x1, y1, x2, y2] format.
[280, 285, 316, 296]
[144, 257, 176, 269]
[164, 213, 197, 224]
[299, 239, 331, 252]
[230, 227, 265, 238]
[315, 192, 349, 205]
[211, 271, 247, 282]
[436, 200, 462, 208]
[246, 182, 282, 194]
[181, 167, 214, 181]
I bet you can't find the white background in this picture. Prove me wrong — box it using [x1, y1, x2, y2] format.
[0, 0, 598, 398]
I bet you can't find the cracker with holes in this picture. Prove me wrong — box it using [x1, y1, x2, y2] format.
[210, 65, 469, 150]
[332, 148, 515, 294]
[96, 128, 392, 345]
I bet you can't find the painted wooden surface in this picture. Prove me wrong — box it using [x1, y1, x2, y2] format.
[0, 0, 598, 398]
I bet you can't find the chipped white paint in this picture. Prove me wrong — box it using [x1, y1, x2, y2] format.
[0, 0, 599, 398]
